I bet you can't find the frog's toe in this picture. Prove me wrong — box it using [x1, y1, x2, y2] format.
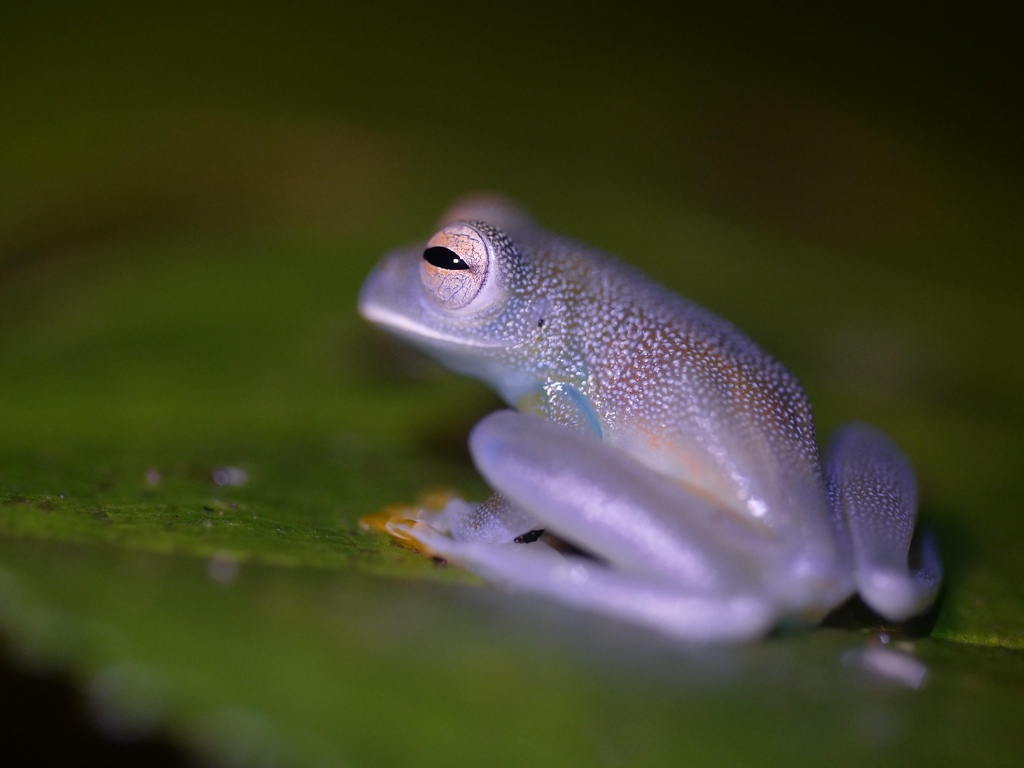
[361, 489, 539, 557]
[359, 489, 461, 555]
[857, 528, 942, 621]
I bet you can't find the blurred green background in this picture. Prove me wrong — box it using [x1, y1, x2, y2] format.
[1, 2, 1023, 765]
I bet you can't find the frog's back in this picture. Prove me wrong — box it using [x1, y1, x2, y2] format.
[523, 230, 829, 535]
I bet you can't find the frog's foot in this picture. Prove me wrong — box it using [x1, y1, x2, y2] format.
[825, 423, 943, 621]
[361, 489, 540, 557]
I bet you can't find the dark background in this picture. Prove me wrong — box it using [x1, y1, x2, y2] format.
[2, 2, 1022, 293]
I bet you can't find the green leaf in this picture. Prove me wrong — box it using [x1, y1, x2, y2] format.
[2, 4, 1024, 765]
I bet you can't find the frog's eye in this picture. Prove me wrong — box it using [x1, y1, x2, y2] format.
[423, 246, 470, 270]
[419, 222, 501, 311]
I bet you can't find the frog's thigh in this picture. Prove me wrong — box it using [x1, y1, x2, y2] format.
[825, 423, 942, 621]
[412, 525, 774, 643]
[468, 410, 766, 596]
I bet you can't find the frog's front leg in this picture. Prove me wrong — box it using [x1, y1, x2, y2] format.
[370, 382, 603, 552]
[444, 492, 540, 544]
[401, 410, 779, 641]
[824, 423, 942, 620]
[438, 379, 608, 545]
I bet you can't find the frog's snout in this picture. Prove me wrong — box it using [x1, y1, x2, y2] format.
[358, 249, 414, 322]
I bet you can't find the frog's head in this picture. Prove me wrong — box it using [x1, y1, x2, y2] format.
[359, 204, 544, 394]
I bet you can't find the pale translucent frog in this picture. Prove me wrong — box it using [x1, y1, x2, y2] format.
[358, 196, 941, 642]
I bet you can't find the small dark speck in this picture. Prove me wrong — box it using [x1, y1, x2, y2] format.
[203, 506, 214, 512]
[514, 529, 545, 544]
[537, 318, 545, 327]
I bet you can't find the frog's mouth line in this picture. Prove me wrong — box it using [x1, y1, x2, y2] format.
[359, 303, 508, 348]
[360, 301, 542, 351]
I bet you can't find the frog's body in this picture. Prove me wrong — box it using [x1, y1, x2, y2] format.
[359, 197, 941, 642]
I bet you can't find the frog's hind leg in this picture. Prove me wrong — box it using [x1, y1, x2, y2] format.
[824, 423, 942, 621]
[425, 409, 780, 640]
[387, 409, 778, 640]
[469, 410, 775, 596]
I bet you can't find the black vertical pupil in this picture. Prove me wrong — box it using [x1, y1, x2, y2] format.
[424, 246, 470, 270]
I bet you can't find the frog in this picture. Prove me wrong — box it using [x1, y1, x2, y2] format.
[358, 195, 942, 642]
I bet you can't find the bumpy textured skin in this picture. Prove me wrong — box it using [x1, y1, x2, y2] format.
[359, 197, 941, 639]
[824, 423, 942, 620]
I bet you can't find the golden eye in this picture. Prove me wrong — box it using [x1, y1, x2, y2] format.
[419, 223, 498, 311]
